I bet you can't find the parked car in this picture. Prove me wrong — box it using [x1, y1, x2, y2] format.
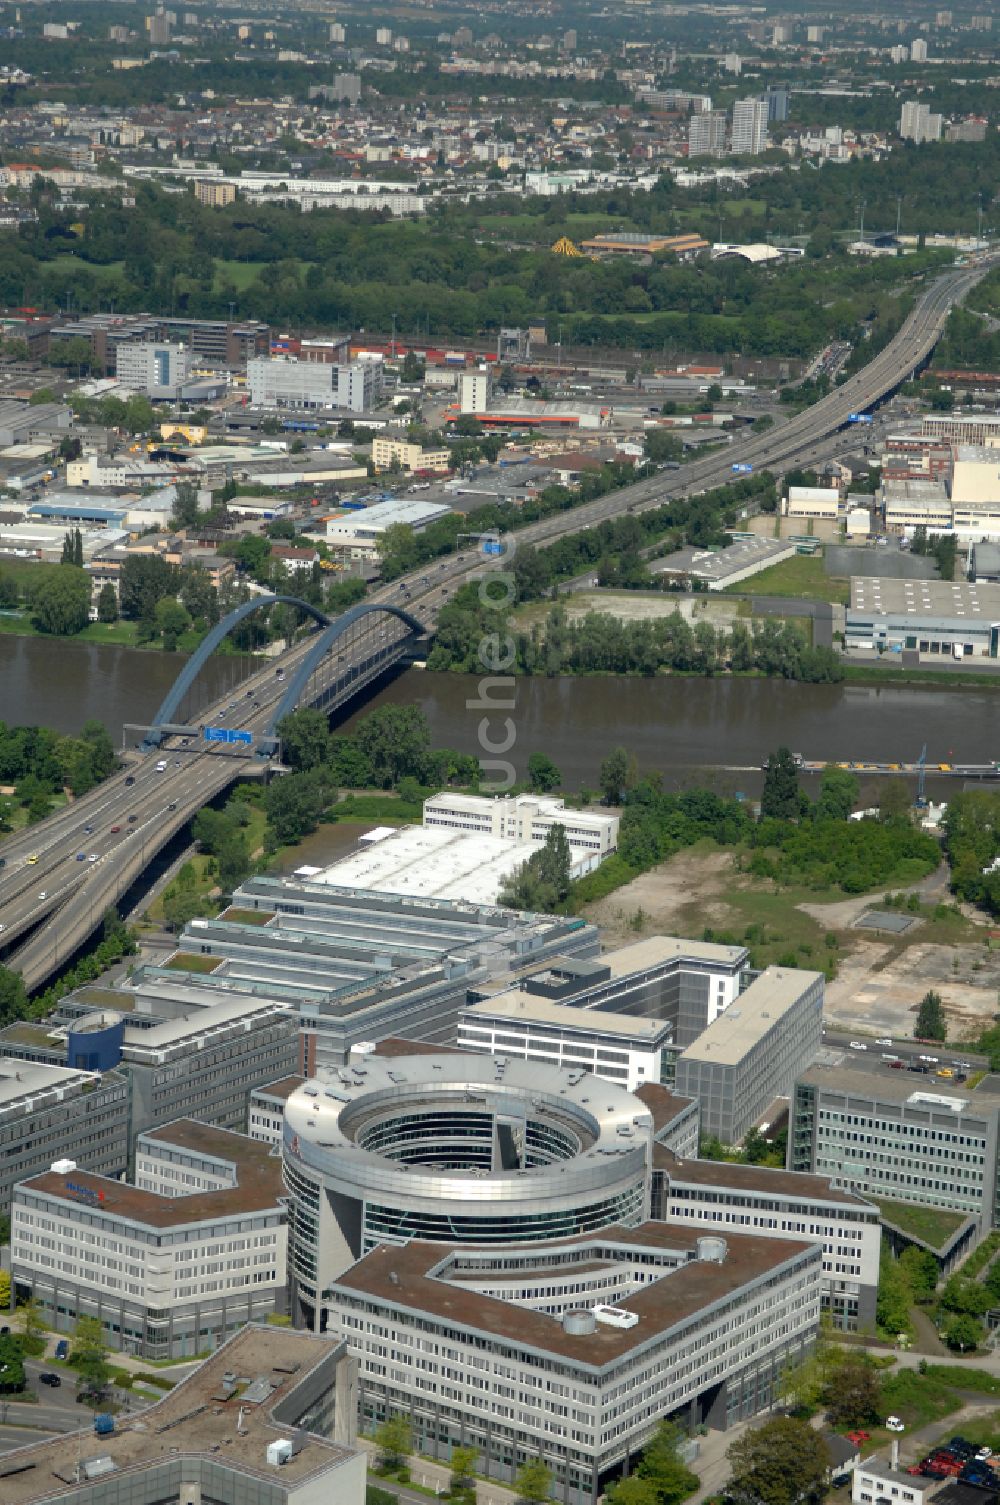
[39, 1372, 61, 1387]
[849, 1041, 867, 1052]
[54, 1339, 69, 1360]
[846, 1431, 871, 1445]
[886, 1416, 905, 1432]
[875, 1037, 893, 1046]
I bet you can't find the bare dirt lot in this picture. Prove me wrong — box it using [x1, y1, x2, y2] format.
[585, 846, 1000, 1043]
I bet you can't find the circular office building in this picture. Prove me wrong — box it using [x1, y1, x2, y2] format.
[282, 1053, 654, 1325]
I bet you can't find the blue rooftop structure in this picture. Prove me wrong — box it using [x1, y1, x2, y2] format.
[28, 503, 127, 525]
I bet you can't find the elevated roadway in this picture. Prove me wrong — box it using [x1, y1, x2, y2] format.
[1, 256, 993, 991]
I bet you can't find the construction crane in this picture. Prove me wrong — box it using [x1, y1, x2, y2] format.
[915, 743, 928, 808]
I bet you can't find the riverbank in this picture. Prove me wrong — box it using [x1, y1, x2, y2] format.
[0, 611, 211, 654]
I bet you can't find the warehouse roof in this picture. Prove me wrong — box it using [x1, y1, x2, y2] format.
[850, 577, 1000, 618]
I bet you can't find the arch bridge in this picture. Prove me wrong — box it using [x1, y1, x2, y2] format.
[143, 595, 427, 751]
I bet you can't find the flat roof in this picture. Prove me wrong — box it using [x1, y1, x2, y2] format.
[650, 536, 794, 583]
[327, 497, 451, 532]
[633, 1082, 698, 1133]
[463, 992, 672, 1042]
[799, 1059, 1000, 1111]
[19, 1118, 284, 1228]
[0, 1326, 356, 1505]
[849, 576, 1000, 618]
[603, 935, 747, 972]
[314, 824, 558, 906]
[331, 1222, 816, 1366]
[654, 1143, 875, 1209]
[0, 1058, 98, 1105]
[251, 1074, 306, 1104]
[678, 967, 821, 1066]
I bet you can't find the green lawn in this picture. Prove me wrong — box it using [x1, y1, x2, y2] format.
[164, 952, 220, 973]
[0, 612, 212, 653]
[47, 256, 125, 280]
[872, 1198, 968, 1250]
[725, 553, 850, 604]
[213, 258, 314, 291]
[878, 1367, 993, 1429]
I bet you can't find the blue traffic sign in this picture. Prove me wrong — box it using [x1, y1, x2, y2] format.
[482, 539, 503, 556]
[731, 463, 754, 474]
[204, 726, 253, 746]
[848, 412, 873, 424]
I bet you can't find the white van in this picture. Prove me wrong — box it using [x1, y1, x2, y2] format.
[155, 760, 167, 772]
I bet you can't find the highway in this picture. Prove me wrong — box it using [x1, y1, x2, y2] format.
[0, 255, 993, 991]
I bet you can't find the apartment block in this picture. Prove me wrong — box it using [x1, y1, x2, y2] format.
[688, 110, 727, 157]
[12, 1120, 288, 1358]
[325, 1224, 823, 1501]
[675, 967, 824, 1142]
[0, 1060, 130, 1213]
[731, 98, 768, 155]
[371, 436, 451, 473]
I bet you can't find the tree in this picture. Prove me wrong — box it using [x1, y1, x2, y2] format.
[741, 1126, 769, 1164]
[375, 1412, 412, 1471]
[761, 747, 801, 820]
[96, 582, 118, 622]
[29, 566, 90, 635]
[276, 708, 332, 772]
[154, 595, 191, 650]
[633, 1420, 699, 1505]
[72, 1314, 112, 1406]
[944, 1312, 983, 1352]
[171, 479, 201, 529]
[499, 824, 573, 912]
[876, 1243, 911, 1339]
[514, 1459, 552, 1505]
[0, 969, 27, 1029]
[264, 769, 330, 843]
[879, 779, 912, 823]
[19, 1298, 45, 1357]
[450, 1444, 479, 1501]
[0, 1333, 25, 1393]
[823, 1353, 881, 1428]
[600, 746, 635, 805]
[817, 765, 858, 822]
[643, 428, 683, 465]
[726, 1417, 830, 1505]
[119, 555, 177, 620]
[916, 989, 946, 1042]
[527, 752, 561, 793]
[899, 1245, 939, 1305]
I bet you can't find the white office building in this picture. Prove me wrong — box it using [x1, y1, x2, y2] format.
[424, 792, 619, 859]
[652, 1151, 881, 1330]
[248, 355, 383, 412]
[115, 340, 192, 396]
[731, 98, 768, 156]
[248, 1074, 304, 1146]
[326, 1223, 823, 1501]
[12, 1119, 288, 1358]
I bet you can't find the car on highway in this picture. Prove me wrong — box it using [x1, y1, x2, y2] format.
[110, 824, 121, 833]
[88, 854, 98, 863]
[919, 1054, 939, 1063]
[849, 1041, 867, 1051]
[84, 824, 93, 834]
[128, 814, 138, 823]
[39, 1372, 61, 1387]
[76, 852, 85, 861]
[38, 891, 47, 900]
[125, 776, 135, 786]
[26, 854, 38, 864]
[890, 1060, 906, 1069]
[875, 1037, 892, 1045]
[168, 802, 177, 811]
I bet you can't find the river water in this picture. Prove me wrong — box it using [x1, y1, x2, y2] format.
[3, 635, 998, 794]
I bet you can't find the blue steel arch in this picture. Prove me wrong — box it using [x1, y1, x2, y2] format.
[144, 593, 330, 745]
[265, 602, 426, 737]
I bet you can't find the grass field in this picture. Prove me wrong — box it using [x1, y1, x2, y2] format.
[47, 256, 125, 280]
[0, 612, 210, 653]
[725, 553, 851, 604]
[871, 1198, 968, 1250]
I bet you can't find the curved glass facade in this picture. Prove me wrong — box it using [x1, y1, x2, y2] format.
[362, 1182, 646, 1249]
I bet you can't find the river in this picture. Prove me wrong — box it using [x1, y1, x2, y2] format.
[3, 635, 998, 794]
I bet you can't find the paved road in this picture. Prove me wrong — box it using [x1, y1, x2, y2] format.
[2, 255, 994, 989]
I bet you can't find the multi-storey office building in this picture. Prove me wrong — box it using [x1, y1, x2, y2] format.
[424, 793, 619, 860]
[115, 339, 191, 396]
[167, 878, 600, 1070]
[0, 1325, 365, 1505]
[651, 1147, 880, 1329]
[247, 355, 383, 412]
[282, 1054, 654, 1324]
[249, 1075, 305, 1146]
[676, 967, 824, 1142]
[325, 1224, 823, 1502]
[12, 1120, 288, 1358]
[0, 1060, 130, 1213]
[790, 1062, 1000, 1232]
[458, 936, 751, 1090]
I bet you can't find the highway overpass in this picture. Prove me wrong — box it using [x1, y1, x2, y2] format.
[0, 255, 992, 992]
